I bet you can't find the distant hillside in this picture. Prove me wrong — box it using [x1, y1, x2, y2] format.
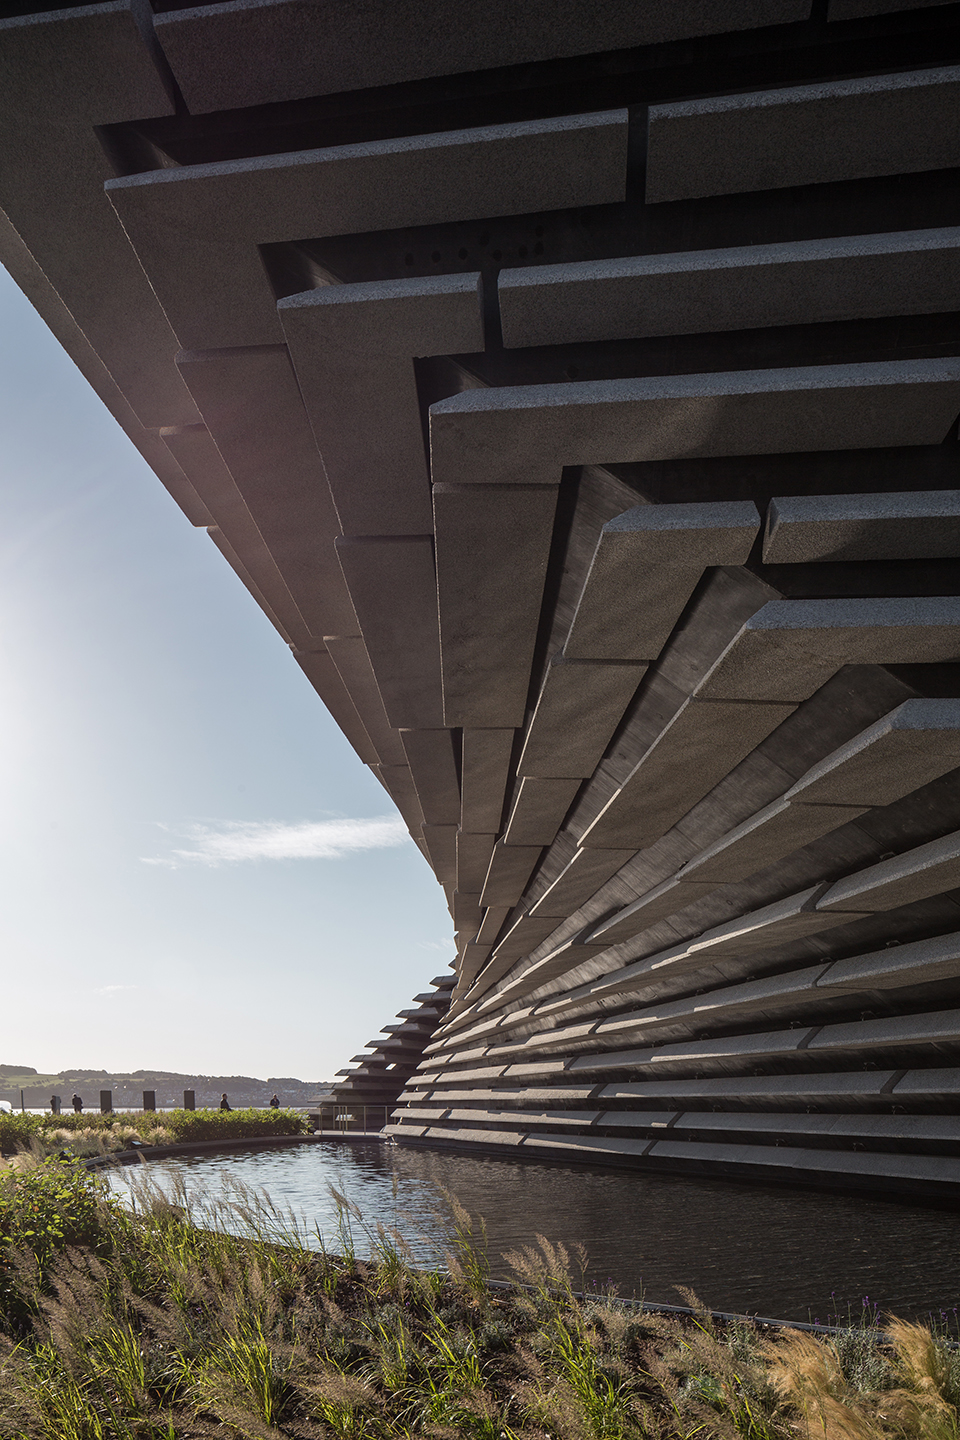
[0, 1066, 333, 1110]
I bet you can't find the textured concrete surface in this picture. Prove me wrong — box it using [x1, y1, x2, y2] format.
[107, 111, 629, 350]
[678, 798, 868, 885]
[154, 0, 807, 112]
[518, 655, 646, 777]
[0, 7, 189, 433]
[819, 828, 960, 913]
[564, 502, 760, 661]
[580, 698, 797, 849]
[400, 730, 461, 827]
[434, 484, 559, 728]
[460, 729, 516, 835]
[789, 699, 960, 805]
[647, 66, 960, 203]
[456, 832, 497, 894]
[500, 229, 960, 348]
[480, 841, 546, 908]
[292, 649, 379, 765]
[430, 360, 960, 488]
[697, 597, 960, 704]
[324, 637, 406, 766]
[163, 424, 316, 649]
[528, 847, 637, 918]
[504, 778, 583, 846]
[420, 825, 458, 887]
[336, 537, 444, 729]
[281, 275, 482, 536]
[763, 488, 960, 563]
[176, 347, 357, 641]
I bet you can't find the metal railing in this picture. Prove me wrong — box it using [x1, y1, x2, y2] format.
[308, 1104, 389, 1134]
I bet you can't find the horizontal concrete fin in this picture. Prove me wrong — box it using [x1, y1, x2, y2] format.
[647, 65, 960, 203]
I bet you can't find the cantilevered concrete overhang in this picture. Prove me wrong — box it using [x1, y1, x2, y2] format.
[5, 0, 960, 1196]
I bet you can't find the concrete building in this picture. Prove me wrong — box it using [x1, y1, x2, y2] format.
[4, 0, 960, 1195]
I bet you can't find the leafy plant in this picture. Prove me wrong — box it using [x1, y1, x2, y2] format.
[0, 1155, 114, 1270]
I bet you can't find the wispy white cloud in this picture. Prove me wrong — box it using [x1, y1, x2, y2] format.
[96, 984, 137, 995]
[142, 816, 410, 869]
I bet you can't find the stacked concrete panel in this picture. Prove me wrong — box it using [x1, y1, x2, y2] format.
[5, 0, 960, 1195]
[330, 975, 454, 1110]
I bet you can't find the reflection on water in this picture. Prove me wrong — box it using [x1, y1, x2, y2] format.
[109, 1140, 960, 1325]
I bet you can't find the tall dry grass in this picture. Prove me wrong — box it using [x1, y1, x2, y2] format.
[0, 1152, 957, 1440]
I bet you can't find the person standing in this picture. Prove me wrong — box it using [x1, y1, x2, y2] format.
[219, 1093, 231, 1111]
[269, 1094, 280, 1109]
[71, 1093, 83, 1113]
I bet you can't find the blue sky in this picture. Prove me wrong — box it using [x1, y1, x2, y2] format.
[0, 264, 453, 1082]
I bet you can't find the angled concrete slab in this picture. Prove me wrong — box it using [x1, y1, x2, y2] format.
[679, 797, 868, 885]
[500, 229, 960, 348]
[162, 424, 315, 648]
[434, 484, 559, 728]
[504, 777, 583, 846]
[400, 729, 460, 826]
[460, 729, 516, 834]
[106, 110, 629, 349]
[529, 846, 637, 918]
[585, 877, 719, 946]
[280, 275, 482, 535]
[457, 832, 497, 894]
[564, 501, 760, 660]
[452, 891, 483, 938]
[0, 6, 195, 431]
[580, 698, 796, 850]
[420, 825, 458, 886]
[336, 536, 444, 729]
[324, 635, 407, 766]
[647, 66, 960, 203]
[375, 764, 425, 835]
[480, 840, 545, 909]
[819, 930, 960, 991]
[818, 828, 960, 913]
[517, 655, 645, 778]
[788, 699, 960, 806]
[764, 488, 960, 563]
[476, 905, 513, 946]
[176, 345, 358, 641]
[430, 359, 960, 488]
[153, 0, 806, 112]
[698, 596, 960, 704]
[293, 648, 379, 766]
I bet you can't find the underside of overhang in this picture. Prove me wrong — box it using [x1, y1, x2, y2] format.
[5, 0, 960, 1195]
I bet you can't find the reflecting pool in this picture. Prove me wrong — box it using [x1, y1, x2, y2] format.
[109, 1139, 960, 1325]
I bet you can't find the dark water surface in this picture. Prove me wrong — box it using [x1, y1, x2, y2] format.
[110, 1140, 960, 1325]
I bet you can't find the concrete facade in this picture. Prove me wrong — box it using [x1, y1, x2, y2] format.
[5, 0, 960, 1193]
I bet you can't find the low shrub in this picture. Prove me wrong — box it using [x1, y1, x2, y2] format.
[164, 1106, 310, 1144]
[1, 1107, 309, 1158]
[0, 1155, 121, 1334]
[0, 1112, 39, 1156]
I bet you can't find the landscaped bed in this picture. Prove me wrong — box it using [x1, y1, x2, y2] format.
[0, 1107, 310, 1159]
[1, 1152, 958, 1439]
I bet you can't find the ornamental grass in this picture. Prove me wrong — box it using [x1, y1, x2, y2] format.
[1, 1151, 958, 1440]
